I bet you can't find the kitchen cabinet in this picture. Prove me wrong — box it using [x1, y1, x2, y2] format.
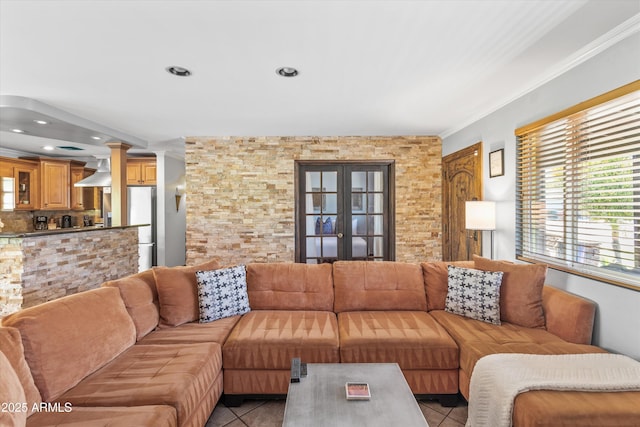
[39, 159, 70, 210]
[127, 158, 156, 185]
[70, 162, 97, 210]
[0, 157, 39, 210]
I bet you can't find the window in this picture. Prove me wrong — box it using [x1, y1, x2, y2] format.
[516, 81, 639, 290]
[1, 177, 15, 210]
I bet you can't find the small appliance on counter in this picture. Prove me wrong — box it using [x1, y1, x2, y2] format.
[48, 217, 57, 230]
[34, 216, 47, 231]
[61, 215, 72, 228]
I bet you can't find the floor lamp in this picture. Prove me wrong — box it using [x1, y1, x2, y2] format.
[465, 201, 496, 259]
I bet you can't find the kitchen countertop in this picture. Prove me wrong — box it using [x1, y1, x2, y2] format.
[0, 224, 149, 238]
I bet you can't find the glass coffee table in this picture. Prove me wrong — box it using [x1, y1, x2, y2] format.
[283, 363, 429, 427]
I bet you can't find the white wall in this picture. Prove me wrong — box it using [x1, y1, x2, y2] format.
[442, 33, 640, 359]
[155, 152, 187, 267]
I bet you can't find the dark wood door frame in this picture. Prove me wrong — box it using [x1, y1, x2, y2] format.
[295, 160, 396, 263]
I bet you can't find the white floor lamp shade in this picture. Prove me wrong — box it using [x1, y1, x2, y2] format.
[465, 201, 496, 259]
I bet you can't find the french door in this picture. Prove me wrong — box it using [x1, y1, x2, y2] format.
[295, 161, 394, 263]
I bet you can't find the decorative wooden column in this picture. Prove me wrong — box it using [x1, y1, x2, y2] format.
[107, 142, 131, 226]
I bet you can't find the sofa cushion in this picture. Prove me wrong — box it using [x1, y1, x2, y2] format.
[421, 261, 475, 311]
[338, 311, 459, 370]
[246, 263, 334, 311]
[473, 256, 547, 328]
[445, 265, 502, 325]
[333, 261, 426, 312]
[0, 327, 42, 415]
[1, 287, 136, 402]
[102, 274, 160, 340]
[196, 265, 250, 322]
[154, 259, 221, 327]
[26, 405, 177, 427]
[0, 351, 27, 427]
[138, 315, 241, 345]
[223, 310, 340, 369]
[57, 342, 221, 427]
[542, 286, 596, 345]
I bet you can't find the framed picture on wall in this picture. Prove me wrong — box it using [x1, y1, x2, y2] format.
[489, 149, 504, 178]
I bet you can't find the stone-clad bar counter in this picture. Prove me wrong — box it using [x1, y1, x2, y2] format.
[0, 226, 141, 316]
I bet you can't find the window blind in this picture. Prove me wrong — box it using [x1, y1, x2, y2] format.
[516, 82, 640, 290]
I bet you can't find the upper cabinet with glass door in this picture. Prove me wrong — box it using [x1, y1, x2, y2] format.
[0, 157, 39, 210]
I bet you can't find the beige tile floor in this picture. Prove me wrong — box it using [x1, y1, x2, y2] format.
[206, 398, 468, 427]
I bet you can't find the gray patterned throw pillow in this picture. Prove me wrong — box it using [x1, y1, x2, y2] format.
[195, 265, 251, 323]
[445, 265, 503, 325]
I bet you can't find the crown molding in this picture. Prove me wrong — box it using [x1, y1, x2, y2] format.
[440, 13, 640, 140]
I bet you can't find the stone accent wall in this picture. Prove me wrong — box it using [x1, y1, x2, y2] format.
[185, 136, 442, 265]
[0, 228, 138, 315]
[0, 237, 23, 316]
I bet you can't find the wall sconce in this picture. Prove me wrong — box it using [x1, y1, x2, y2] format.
[465, 200, 496, 259]
[175, 187, 184, 212]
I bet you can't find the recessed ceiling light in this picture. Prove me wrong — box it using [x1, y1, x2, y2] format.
[43, 146, 54, 151]
[276, 67, 299, 77]
[91, 136, 102, 140]
[11, 128, 24, 133]
[166, 66, 192, 77]
[34, 119, 49, 125]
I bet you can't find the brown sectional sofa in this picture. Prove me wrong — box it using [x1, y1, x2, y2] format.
[2, 258, 639, 426]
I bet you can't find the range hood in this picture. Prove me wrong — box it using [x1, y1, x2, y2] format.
[74, 158, 111, 187]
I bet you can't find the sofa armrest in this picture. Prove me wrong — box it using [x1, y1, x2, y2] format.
[542, 285, 596, 345]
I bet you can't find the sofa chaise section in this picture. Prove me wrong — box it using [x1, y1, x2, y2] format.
[423, 257, 640, 426]
[0, 330, 177, 427]
[2, 286, 222, 427]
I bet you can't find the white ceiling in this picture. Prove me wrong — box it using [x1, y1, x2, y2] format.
[1, 0, 639, 161]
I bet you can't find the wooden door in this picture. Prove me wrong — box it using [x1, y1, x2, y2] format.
[442, 143, 483, 261]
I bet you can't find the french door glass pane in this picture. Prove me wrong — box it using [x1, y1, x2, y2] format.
[352, 172, 366, 191]
[324, 194, 337, 214]
[352, 215, 366, 235]
[352, 237, 367, 259]
[368, 194, 384, 213]
[322, 172, 337, 192]
[305, 172, 320, 192]
[373, 237, 384, 257]
[369, 215, 384, 234]
[368, 171, 383, 191]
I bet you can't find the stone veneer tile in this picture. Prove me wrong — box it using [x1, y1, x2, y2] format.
[0, 228, 138, 314]
[185, 136, 442, 265]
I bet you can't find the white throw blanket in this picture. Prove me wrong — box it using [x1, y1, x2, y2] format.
[466, 353, 640, 427]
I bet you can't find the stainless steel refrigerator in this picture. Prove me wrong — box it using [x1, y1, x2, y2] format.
[128, 186, 157, 272]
